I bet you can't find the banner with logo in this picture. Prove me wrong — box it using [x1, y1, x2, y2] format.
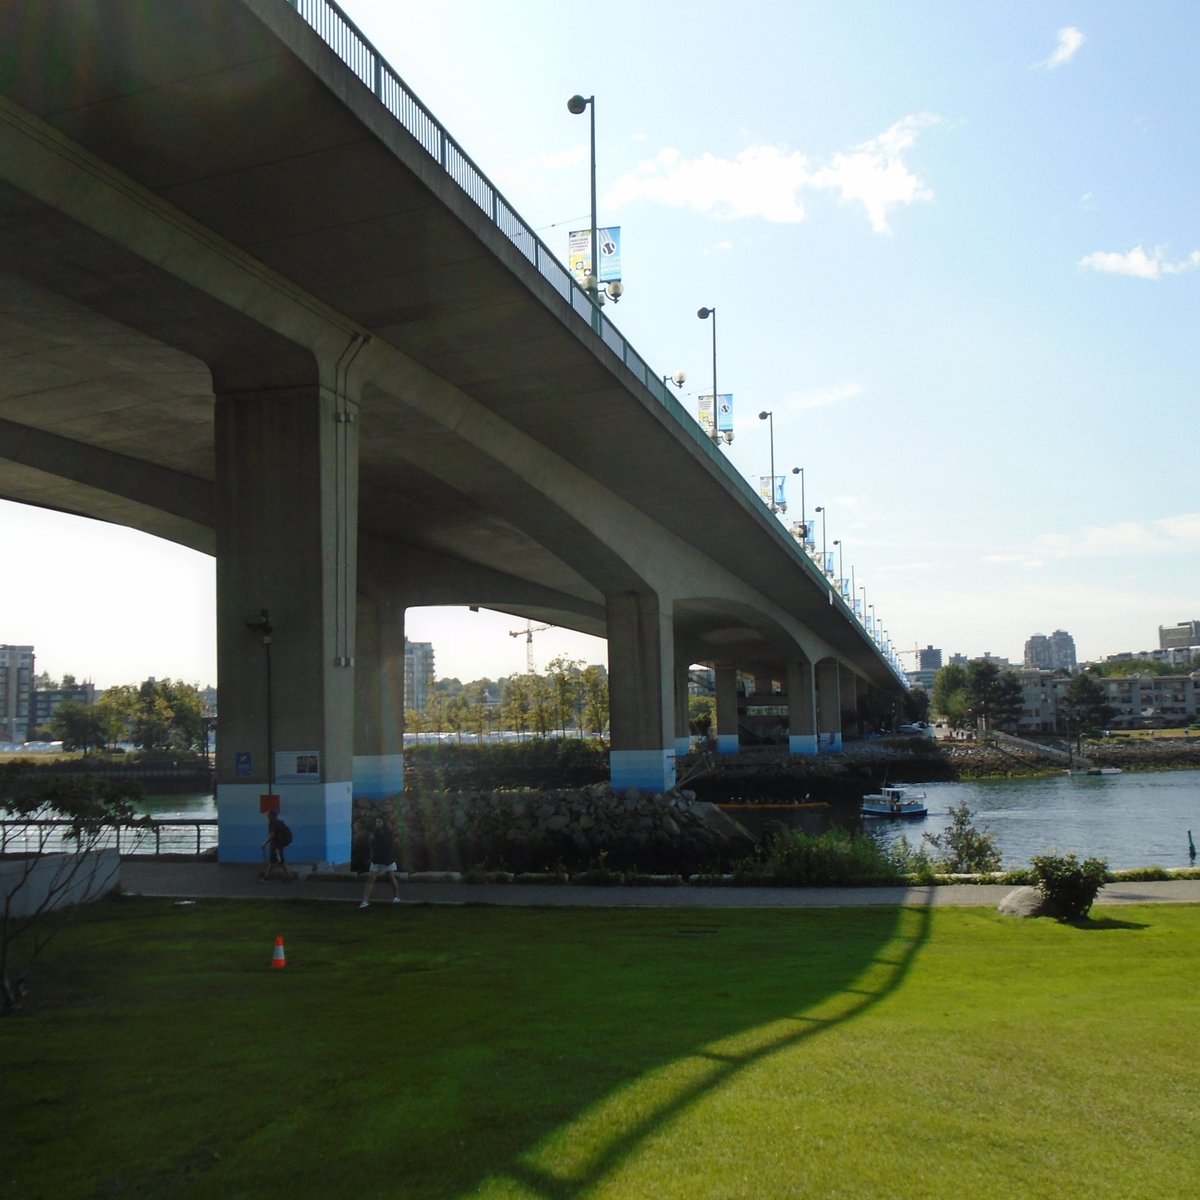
[699, 394, 734, 437]
[759, 476, 786, 508]
[568, 226, 622, 285]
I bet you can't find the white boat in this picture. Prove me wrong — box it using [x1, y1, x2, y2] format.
[861, 784, 928, 819]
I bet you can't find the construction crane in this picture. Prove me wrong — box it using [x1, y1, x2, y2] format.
[509, 620, 552, 673]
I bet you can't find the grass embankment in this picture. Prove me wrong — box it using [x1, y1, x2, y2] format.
[4, 898, 1199, 1198]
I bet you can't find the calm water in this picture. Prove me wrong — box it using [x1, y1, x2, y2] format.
[147, 772, 1200, 871]
[865, 769, 1200, 871]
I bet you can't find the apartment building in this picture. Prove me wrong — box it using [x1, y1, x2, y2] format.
[0, 644, 35, 743]
[1016, 668, 1200, 733]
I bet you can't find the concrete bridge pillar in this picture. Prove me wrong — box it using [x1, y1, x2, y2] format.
[606, 591, 676, 791]
[714, 665, 740, 756]
[674, 660, 693, 758]
[353, 590, 406, 800]
[816, 659, 843, 752]
[213, 383, 358, 864]
[787, 659, 818, 755]
[839, 666, 859, 743]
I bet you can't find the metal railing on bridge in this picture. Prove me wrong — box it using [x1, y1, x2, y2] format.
[283, 2, 755, 510]
[283, 0, 908, 689]
[1, 819, 218, 859]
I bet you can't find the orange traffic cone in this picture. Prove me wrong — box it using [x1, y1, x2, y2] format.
[271, 935, 287, 969]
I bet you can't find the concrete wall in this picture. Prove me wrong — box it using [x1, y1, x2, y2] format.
[0, 848, 121, 919]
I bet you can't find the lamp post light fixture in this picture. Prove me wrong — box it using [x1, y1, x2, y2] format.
[567, 94, 624, 310]
[567, 93, 598, 305]
[663, 371, 686, 389]
[757, 411, 785, 512]
[697, 307, 730, 443]
[790, 467, 806, 544]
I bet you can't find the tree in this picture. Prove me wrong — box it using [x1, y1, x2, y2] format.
[501, 674, 533, 740]
[922, 802, 1002, 873]
[94, 688, 134, 750]
[1061, 673, 1117, 748]
[0, 763, 146, 1013]
[903, 687, 931, 724]
[99, 679, 208, 753]
[545, 655, 584, 736]
[580, 666, 609, 737]
[689, 694, 715, 739]
[931, 664, 970, 727]
[964, 660, 1023, 732]
[50, 702, 105, 754]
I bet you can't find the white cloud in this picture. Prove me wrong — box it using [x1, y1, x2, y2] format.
[604, 115, 938, 233]
[1000, 514, 1200, 564]
[784, 382, 865, 411]
[606, 145, 812, 222]
[1041, 26, 1086, 69]
[533, 144, 589, 170]
[1079, 245, 1200, 278]
[810, 114, 940, 234]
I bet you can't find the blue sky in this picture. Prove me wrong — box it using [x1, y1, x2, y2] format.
[5, 1, 1197, 687]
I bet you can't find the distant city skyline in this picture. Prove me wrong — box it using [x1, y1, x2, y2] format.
[4, 2, 1198, 689]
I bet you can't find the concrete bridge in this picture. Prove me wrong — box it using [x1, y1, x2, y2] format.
[0, 0, 907, 863]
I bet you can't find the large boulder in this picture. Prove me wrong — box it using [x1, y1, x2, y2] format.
[997, 885, 1048, 918]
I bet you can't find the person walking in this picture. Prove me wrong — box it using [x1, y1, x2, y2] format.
[359, 813, 401, 907]
[260, 811, 295, 882]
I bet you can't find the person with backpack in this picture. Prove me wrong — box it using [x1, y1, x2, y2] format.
[359, 813, 401, 907]
[260, 810, 295, 882]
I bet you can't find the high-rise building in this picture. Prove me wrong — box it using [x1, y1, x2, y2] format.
[1024, 634, 1052, 669]
[1048, 629, 1077, 671]
[0, 644, 35, 743]
[1160, 620, 1200, 651]
[404, 640, 436, 712]
[1024, 631, 1076, 672]
[918, 645, 942, 670]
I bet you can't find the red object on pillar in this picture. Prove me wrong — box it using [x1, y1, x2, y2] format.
[259, 794, 280, 814]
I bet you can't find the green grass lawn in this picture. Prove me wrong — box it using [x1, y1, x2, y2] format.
[3, 896, 1197, 1199]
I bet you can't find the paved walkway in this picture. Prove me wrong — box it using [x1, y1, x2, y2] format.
[120, 862, 1200, 910]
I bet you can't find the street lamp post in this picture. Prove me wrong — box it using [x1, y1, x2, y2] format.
[758, 411, 783, 512]
[790, 467, 805, 543]
[697, 307, 724, 444]
[815, 505, 827, 573]
[567, 94, 598, 309]
[832, 539, 844, 591]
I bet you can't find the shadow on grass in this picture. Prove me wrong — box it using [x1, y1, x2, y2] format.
[3, 893, 935, 1198]
[493, 897, 937, 1200]
[1064, 916, 1150, 931]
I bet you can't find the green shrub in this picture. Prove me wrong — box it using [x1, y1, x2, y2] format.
[1029, 852, 1110, 920]
[742, 828, 907, 887]
[922, 801, 1002, 873]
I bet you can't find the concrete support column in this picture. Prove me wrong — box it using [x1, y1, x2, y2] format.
[714, 665, 740, 756]
[815, 659, 843, 752]
[606, 591, 676, 791]
[214, 381, 358, 864]
[353, 591, 406, 800]
[786, 659, 817, 756]
[839, 666, 859, 744]
[753, 671, 774, 696]
[674, 660, 693, 758]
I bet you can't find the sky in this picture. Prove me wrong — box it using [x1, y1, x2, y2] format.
[4, 1, 1198, 689]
